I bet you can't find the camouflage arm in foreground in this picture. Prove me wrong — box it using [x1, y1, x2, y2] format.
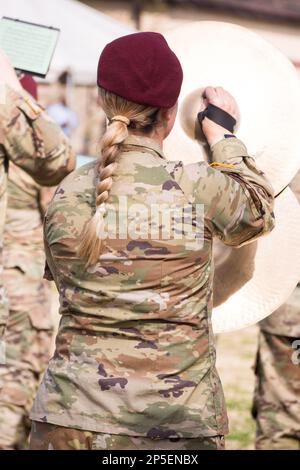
[0, 86, 75, 186]
[179, 138, 275, 247]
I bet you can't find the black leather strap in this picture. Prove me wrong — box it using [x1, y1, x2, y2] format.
[198, 103, 236, 133]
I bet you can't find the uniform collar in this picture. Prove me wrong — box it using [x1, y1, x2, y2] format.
[122, 134, 165, 160]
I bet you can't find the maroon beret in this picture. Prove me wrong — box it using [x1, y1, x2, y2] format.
[20, 74, 38, 100]
[97, 32, 183, 108]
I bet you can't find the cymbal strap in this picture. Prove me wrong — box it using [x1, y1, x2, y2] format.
[275, 184, 289, 198]
[197, 103, 236, 133]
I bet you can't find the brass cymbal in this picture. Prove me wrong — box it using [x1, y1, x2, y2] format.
[164, 22, 300, 332]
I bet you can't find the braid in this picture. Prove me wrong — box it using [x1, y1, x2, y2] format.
[77, 87, 159, 266]
[77, 120, 127, 266]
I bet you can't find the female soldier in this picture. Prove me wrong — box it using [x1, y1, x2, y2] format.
[30, 32, 274, 450]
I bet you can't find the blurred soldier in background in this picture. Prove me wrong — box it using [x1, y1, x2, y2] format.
[0, 76, 58, 449]
[0, 50, 75, 341]
[0, 52, 75, 448]
[252, 171, 300, 450]
[47, 70, 79, 138]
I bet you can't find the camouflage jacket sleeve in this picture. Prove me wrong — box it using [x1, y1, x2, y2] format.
[178, 137, 275, 246]
[38, 186, 57, 218]
[0, 86, 75, 186]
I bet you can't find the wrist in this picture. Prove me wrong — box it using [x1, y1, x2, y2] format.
[202, 123, 228, 147]
[207, 133, 236, 148]
[207, 134, 226, 147]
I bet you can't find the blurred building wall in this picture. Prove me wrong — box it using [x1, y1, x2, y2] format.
[51, 0, 300, 155]
[82, 1, 300, 71]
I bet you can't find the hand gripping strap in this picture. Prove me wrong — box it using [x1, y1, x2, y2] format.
[197, 103, 236, 133]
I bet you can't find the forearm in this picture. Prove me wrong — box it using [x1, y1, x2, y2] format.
[211, 138, 274, 197]
[209, 138, 275, 245]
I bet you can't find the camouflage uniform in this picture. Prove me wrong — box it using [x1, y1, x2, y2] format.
[30, 421, 225, 450]
[0, 163, 57, 449]
[0, 85, 74, 340]
[30, 135, 274, 449]
[252, 172, 300, 450]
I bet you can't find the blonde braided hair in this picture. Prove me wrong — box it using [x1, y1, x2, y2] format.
[77, 87, 159, 266]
